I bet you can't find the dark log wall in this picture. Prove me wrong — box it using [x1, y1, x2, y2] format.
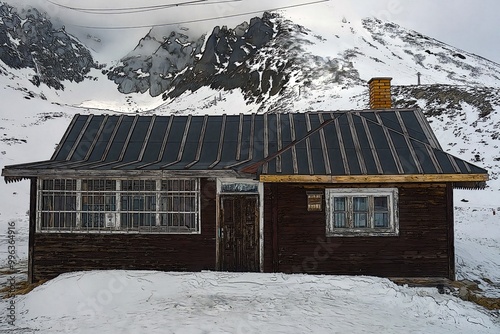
[263, 183, 277, 272]
[264, 183, 454, 279]
[32, 178, 217, 282]
[31, 178, 455, 281]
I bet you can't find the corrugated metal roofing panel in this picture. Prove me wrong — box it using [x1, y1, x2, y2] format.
[2, 110, 488, 180]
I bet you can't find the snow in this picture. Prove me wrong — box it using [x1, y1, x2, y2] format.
[0, 271, 498, 333]
[454, 190, 500, 298]
[1, 4, 500, 333]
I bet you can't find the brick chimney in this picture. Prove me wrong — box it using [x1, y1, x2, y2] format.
[368, 77, 392, 109]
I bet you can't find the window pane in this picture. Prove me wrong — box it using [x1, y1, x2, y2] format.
[43, 179, 53, 190]
[42, 179, 76, 190]
[145, 196, 156, 211]
[122, 180, 131, 191]
[42, 195, 53, 211]
[374, 213, 389, 227]
[354, 213, 368, 227]
[184, 213, 196, 229]
[334, 212, 346, 227]
[82, 213, 104, 229]
[334, 197, 346, 211]
[160, 197, 168, 211]
[170, 180, 180, 191]
[374, 196, 388, 211]
[66, 196, 76, 211]
[186, 196, 196, 211]
[141, 213, 156, 226]
[353, 197, 367, 211]
[105, 194, 116, 211]
[145, 180, 156, 191]
[133, 196, 143, 211]
[83, 179, 115, 191]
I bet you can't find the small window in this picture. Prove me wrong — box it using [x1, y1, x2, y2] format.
[326, 188, 398, 237]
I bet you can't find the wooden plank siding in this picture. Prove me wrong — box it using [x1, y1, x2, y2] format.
[32, 178, 217, 282]
[30, 178, 455, 282]
[263, 183, 277, 273]
[263, 182, 454, 279]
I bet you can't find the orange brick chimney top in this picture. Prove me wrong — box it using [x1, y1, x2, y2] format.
[368, 77, 392, 109]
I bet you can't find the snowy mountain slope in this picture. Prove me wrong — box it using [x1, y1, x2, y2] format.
[104, 11, 500, 114]
[392, 85, 500, 189]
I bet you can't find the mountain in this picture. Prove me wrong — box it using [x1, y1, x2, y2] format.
[107, 11, 500, 112]
[0, 2, 100, 90]
[1, 2, 499, 189]
[1, 5, 500, 330]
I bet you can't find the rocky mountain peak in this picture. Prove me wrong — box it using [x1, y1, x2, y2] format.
[0, 2, 99, 90]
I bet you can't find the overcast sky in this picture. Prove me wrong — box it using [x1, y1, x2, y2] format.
[9, 0, 500, 64]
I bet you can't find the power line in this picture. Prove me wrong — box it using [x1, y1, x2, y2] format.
[47, 0, 206, 12]
[46, 0, 243, 15]
[71, 0, 330, 30]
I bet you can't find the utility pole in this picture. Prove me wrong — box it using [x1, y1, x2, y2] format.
[417, 72, 421, 85]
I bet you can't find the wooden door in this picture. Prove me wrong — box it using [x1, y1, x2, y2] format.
[220, 195, 259, 272]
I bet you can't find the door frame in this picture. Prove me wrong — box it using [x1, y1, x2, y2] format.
[216, 179, 264, 272]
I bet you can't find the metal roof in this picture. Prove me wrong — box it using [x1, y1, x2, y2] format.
[2, 109, 488, 181]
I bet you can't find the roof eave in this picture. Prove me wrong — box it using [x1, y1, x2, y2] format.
[259, 173, 489, 184]
[2, 168, 256, 181]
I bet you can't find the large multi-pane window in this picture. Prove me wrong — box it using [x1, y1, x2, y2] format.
[326, 188, 398, 236]
[38, 178, 200, 233]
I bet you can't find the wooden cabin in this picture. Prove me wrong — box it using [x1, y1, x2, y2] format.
[2, 78, 488, 283]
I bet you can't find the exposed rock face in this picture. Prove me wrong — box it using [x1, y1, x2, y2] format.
[165, 13, 282, 100]
[0, 2, 99, 89]
[107, 12, 362, 111]
[107, 13, 280, 98]
[108, 29, 205, 96]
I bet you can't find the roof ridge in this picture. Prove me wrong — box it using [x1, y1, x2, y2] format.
[239, 113, 347, 174]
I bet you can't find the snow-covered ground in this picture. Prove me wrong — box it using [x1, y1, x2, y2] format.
[0, 270, 498, 334]
[454, 190, 500, 298]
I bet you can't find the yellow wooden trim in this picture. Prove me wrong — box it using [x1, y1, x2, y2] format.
[259, 174, 489, 183]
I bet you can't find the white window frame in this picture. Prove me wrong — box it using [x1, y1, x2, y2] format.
[325, 188, 399, 237]
[37, 178, 201, 234]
